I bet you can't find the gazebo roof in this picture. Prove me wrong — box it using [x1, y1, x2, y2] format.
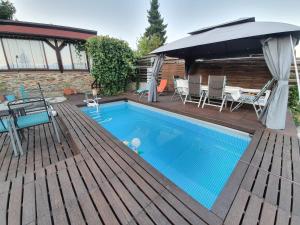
[152, 18, 300, 60]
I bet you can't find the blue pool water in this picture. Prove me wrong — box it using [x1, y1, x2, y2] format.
[82, 101, 251, 209]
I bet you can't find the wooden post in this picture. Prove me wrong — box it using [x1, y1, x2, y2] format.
[290, 35, 300, 102]
[1, 38, 10, 70]
[55, 40, 64, 73]
[86, 51, 90, 72]
[68, 44, 75, 70]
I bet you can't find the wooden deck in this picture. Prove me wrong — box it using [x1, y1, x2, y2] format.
[0, 116, 78, 182]
[0, 101, 299, 225]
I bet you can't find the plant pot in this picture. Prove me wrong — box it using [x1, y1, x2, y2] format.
[0, 95, 5, 103]
[63, 88, 75, 96]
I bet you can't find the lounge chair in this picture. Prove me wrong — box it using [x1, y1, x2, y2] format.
[184, 75, 204, 105]
[230, 79, 275, 118]
[157, 79, 167, 95]
[8, 97, 61, 155]
[202, 75, 227, 112]
[0, 115, 21, 156]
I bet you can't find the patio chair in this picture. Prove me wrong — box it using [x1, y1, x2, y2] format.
[202, 75, 227, 112]
[230, 78, 275, 118]
[136, 82, 150, 99]
[184, 75, 204, 105]
[171, 76, 183, 101]
[8, 97, 61, 155]
[0, 115, 22, 156]
[19, 83, 44, 100]
[157, 79, 167, 95]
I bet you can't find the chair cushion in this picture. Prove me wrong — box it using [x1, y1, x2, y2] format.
[0, 119, 9, 133]
[17, 112, 49, 129]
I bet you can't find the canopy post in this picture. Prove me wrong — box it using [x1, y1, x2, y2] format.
[290, 35, 300, 102]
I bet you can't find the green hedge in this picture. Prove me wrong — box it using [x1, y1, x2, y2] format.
[86, 36, 136, 95]
[289, 85, 300, 125]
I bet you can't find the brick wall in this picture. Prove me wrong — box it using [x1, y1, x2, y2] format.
[0, 71, 94, 97]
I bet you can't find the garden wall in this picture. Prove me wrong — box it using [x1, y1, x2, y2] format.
[0, 71, 94, 97]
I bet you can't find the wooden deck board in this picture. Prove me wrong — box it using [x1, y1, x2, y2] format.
[0, 101, 299, 225]
[0, 120, 77, 182]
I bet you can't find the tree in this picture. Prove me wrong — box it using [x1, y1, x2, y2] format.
[0, 0, 16, 20]
[136, 34, 162, 57]
[86, 36, 136, 95]
[145, 0, 167, 44]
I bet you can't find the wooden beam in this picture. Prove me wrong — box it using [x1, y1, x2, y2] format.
[68, 44, 75, 70]
[1, 38, 10, 70]
[55, 39, 64, 73]
[44, 39, 56, 50]
[86, 51, 90, 72]
[42, 42, 49, 70]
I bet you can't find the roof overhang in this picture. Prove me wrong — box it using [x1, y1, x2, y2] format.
[0, 19, 97, 41]
[152, 19, 300, 60]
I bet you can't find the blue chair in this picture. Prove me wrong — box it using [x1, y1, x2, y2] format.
[8, 97, 61, 155]
[136, 83, 150, 99]
[5, 95, 16, 102]
[19, 83, 43, 100]
[0, 115, 21, 156]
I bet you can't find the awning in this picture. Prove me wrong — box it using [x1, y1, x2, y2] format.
[151, 18, 300, 60]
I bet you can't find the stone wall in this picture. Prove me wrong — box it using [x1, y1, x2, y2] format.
[0, 71, 94, 97]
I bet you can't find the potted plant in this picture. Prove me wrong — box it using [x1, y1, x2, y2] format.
[63, 82, 75, 96]
[0, 81, 7, 103]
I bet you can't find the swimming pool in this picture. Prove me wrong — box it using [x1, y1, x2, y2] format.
[82, 101, 251, 209]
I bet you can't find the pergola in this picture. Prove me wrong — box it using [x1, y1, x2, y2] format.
[150, 18, 300, 129]
[0, 19, 97, 72]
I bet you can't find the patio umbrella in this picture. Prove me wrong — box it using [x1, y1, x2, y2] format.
[259, 35, 298, 129]
[148, 54, 164, 102]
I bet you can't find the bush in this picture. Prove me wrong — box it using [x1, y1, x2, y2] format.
[86, 36, 136, 96]
[289, 85, 300, 125]
[288, 85, 299, 108]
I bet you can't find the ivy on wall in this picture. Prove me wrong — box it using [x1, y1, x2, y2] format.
[86, 36, 136, 96]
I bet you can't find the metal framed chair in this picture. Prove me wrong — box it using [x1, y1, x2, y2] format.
[184, 75, 204, 105]
[19, 83, 44, 100]
[8, 97, 61, 155]
[202, 75, 227, 112]
[136, 82, 150, 99]
[171, 75, 182, 101]
[0, 115, 22, 156]
[230, 79, 275, 117]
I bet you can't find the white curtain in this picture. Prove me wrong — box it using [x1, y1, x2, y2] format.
[148, 54, 164, 102]
[259, 35, 298, 129]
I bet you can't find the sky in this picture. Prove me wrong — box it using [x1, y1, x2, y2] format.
[10, 0, 300, 54]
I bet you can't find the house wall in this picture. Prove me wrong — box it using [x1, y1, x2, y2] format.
[190, 59, 273, 89]
[0, 71, 94, 97]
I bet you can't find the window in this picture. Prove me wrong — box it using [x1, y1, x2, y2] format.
[0, 38, 89, 71]
[2, 38, 47, 69]
[43, 42, 59, 69]
[29, 40, 47, 69]
[60, 44, 73, 70]
[0, 39, 8, 70]
[70, 44, 88, 70]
